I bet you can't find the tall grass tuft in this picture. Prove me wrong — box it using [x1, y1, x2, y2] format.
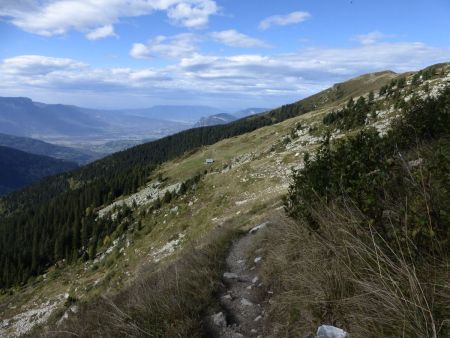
[264, 200, 450, 337]
[39, 228, 236, 338]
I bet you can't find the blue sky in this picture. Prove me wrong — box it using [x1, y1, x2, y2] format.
[0, 0, 449, 111]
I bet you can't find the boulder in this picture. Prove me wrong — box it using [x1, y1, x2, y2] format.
[249, 222, 268, 234]
[222, 294, 232, 300]
[317, 325, 348, 338]
[211, 312, 227, 327]
[223, 272, 239, 279]
[241, 298, 253, 306]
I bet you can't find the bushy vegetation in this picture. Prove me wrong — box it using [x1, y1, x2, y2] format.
[289, 87, 450, 249]
[323, 95, 375, 130]
[269, 87, 450, 336]
[412, 64, 441, 85]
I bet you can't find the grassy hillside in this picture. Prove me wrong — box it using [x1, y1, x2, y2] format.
[0, 63, 449, 337]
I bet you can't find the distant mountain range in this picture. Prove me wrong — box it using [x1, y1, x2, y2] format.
[0, 146, 78, 196]
[113, 105, 227, 123]
[193, 108, 268, 127]
[0, 97, 192, 140]
[0, 96, 267, 156]
[194, 113, 237, 127]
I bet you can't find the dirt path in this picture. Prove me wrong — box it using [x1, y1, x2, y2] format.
[210, 222, 268, 338]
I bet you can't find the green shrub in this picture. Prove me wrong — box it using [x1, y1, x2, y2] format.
[269, 86, 450, 337]
[322, 96, 374, 130]
[287, 86, 450, 252]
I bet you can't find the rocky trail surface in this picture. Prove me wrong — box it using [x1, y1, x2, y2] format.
[210, 223, 268, 338]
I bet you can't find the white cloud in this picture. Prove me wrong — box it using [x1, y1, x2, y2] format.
[131, 30, 269, 60]
[0, 0, 218, 37]
[130, 33, 199, 59]
[167, 0, 217, 28]
[259, 11, 310, 30]
[355, 31, 388, 45]
[210, 30, 270, 48]
[85, 24, 117, 40]
[130, 43, 152, 60]
[1, 55, 86, 76]
[0, 41, 447, 108]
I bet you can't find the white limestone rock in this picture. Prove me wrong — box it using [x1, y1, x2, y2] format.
[223, 272, 239, 279]
[241, 298, 253, 306]
[211, 312, 227, 327]
[317, 325, 348, 338]
[249, 222, 268, 234]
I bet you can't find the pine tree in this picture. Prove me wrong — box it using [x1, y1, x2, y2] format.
[163, 191, 172, 204]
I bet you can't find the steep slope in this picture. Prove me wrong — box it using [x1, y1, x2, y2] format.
[0, 63, 449, 337]
[0, 67, 404, 291]
[0, 133, 100, 164]
[0, 68, 398, 215]
[0, 146, 78, 196]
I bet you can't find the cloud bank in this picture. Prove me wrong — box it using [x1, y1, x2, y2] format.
[1, 41, 447, 108]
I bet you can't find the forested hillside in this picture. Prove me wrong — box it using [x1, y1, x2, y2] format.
[0, 146, 78, 196]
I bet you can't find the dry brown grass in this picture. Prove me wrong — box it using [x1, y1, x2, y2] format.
[262, 203, 450, 338]
[33, 227, 237, 338]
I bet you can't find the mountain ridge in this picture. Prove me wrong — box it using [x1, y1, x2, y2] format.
[1, 63, 449, 337]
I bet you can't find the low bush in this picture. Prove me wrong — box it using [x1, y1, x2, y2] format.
[268, 87, 450, 337]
